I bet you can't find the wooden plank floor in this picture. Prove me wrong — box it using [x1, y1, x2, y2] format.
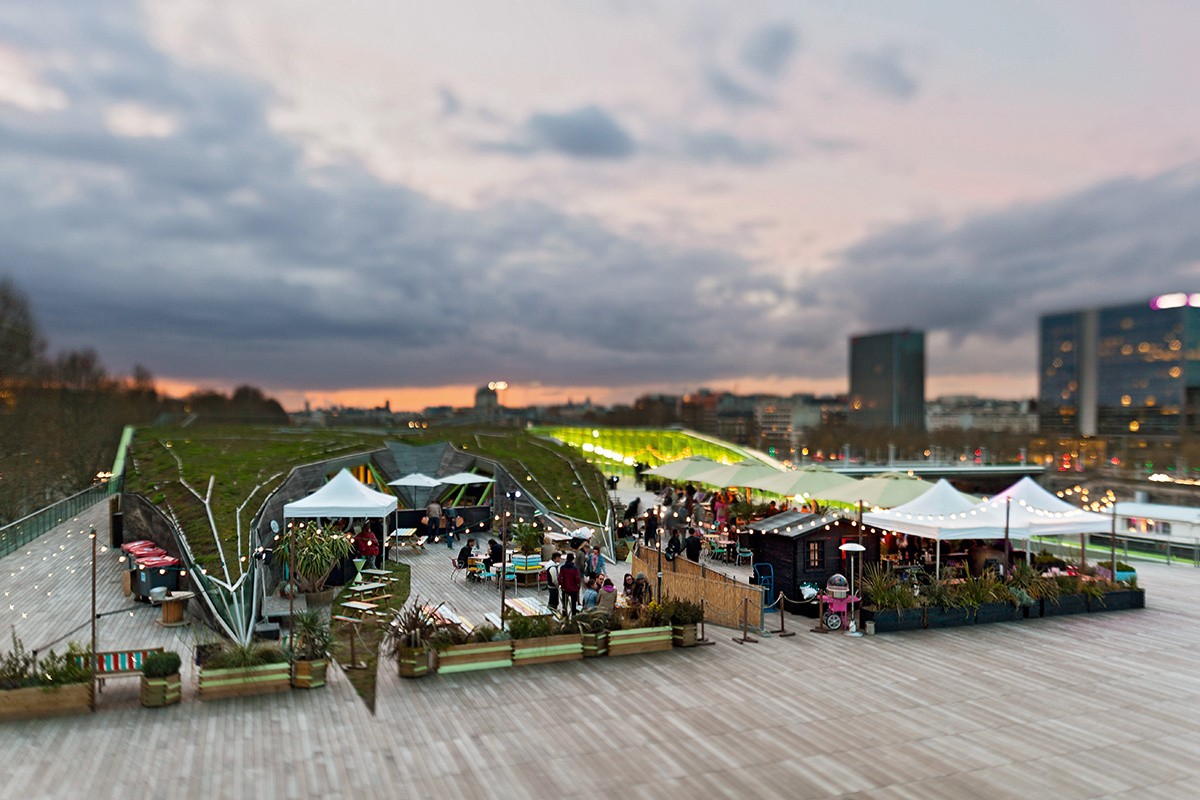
[4, 501, 1200, 799]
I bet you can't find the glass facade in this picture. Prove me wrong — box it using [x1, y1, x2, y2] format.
[1038, 299, 1200, 438]
[848, 330, 925, 429]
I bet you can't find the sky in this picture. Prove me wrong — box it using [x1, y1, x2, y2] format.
[2, 1, 1199, 412]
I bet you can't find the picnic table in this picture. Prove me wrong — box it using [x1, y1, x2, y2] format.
[504, 597, 555, 618]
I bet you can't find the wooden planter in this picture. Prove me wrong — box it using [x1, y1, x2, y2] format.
[512, 633, 583, 666]
[923, 606, 972, 629]
[304, 588, 337, 606]
[1042, 593, 1088, 617]
[607, 626, 673, 656]
[0, 683, 92, 722]
[198, 662, 291, 700]
[397, 646, 431, 679]
[580, 632, 608, 658]
[671, 623, 699, 647]
[435, 641, 513, 674]
[291, 659, 327, 689]
[974, 601, 1025, 625]
[863, 607, 925, 632]
[1089, 589, 1146, 612]
[140, 674, 182, 707]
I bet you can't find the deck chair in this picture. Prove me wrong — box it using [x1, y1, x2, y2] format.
[736, 547, 753, 566]
[450, 557, 463, 581]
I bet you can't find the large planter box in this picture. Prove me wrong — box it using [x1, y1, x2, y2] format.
[863, 607, 925, 632]
[198, 662, 291, 700]
[580, 632, 608, 658]
[435, 641, 513, 674]
[671, 623, 699, 648]
[974, 601, 1025, 625]
[924, 606, 972, 629]
[607, 626, 673, 656]
[1042, 593, 1088, 617]
[292, 659, 327, 689]
[512, 634, 583, 666]
[1095, 566, 1137, 583]
[140, 674, 182, 707]
[397, 647, 431, 679]
[1090, 589, 1146, 612]
[0, 683, 92, 722]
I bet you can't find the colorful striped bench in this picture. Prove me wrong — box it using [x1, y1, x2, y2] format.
[74, 647, 165, 690]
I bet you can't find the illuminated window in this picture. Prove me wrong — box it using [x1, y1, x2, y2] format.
[1169, 366, 1182, 378]
[1121, 395, 1132, 406]
[1129, 420, 1141, 432]
[1061, 341, 1073, 352]
[807, 541, 824, 571]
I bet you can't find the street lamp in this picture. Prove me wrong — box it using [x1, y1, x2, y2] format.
[500, 489, 521, 622]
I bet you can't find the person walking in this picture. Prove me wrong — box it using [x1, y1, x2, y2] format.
[558, 553, 582, 618]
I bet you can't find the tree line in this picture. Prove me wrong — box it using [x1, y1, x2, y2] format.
[0, 276, 288, 525]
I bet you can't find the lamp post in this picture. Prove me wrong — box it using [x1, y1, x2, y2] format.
[90, 526, 97, 711]
[500, 489, 520, 623]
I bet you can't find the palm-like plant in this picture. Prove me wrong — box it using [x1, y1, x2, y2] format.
[274, 520, 353, 593]
[289, 609, 332, 661]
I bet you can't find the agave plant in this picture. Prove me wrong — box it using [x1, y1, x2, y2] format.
[273, 520, 354, 593]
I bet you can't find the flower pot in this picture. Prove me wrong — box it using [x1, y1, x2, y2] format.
[198, 662, 291, 700]
[607, 626, 673, 656]
[0, 683, 92, 722]
[435, 641, 513, 674]
[304, 588, 337, 606]
[1042, 593, 1088, 617]
[580, 631, 608, 658]
[397, 646, 431, 679]
[974, 601, 1024, 625]
[923, 606, 972, 629]
[512, 633, 583, 666]
[140, 673, 182, 707]
[863, 607, 924, 632]
[291, 659, 327, 689]
[671, 622, 698, 647]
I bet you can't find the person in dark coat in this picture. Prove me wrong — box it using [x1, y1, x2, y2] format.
[664, 530, 683, 562]
[558, 553, 582, 618]
[684, 528, 702, 562]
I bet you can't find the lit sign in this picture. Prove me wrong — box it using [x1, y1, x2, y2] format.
[1150, 293, 1200, 309]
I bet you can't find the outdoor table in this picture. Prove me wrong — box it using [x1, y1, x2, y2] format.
[348, 582, 387, 595]
[504, 597, 555, 618]
[152, 590, 194, 627]
[360, 568, 392, 582]
[341, 600, 378, 618]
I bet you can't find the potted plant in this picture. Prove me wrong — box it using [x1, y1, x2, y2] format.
[140, 650, 182, 707]
[1095, 560, 1137, 583]
[608, 600, 673, 656]
[383, 599, 436, 678]
[274, 520, 354, 605]
[510, 524, 544, 586]
[967, 571, 1023, 624]
[508, 615, 583, 666]
[859, 564, 923, 632]
[574, 610, 617, 657]
[288, 609, 332, 689]
[0, 634, 93, 722]
[1042, 572, 1088, 616]
[433, 624, 513, 674]
[918, 570, 971, 629]
[197, 641, 291, 700]
[669, 597, 704, 647]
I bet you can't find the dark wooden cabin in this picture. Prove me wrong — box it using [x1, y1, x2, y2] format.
[745, 511, 879, 615]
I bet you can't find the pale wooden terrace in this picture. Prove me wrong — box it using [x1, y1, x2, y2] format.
[5, 501, 1200, 799]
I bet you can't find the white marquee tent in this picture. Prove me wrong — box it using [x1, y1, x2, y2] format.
[283, 469, 398, 519]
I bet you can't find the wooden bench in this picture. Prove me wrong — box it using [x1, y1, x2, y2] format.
[74, 647, 164, 691]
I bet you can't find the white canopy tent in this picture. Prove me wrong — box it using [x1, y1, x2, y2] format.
[863, 476, 1111, 576]
[283, 469, 398, 519]
[438, 472, 496, 485]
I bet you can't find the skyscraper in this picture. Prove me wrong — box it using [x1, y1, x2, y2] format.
[1039, 294, 1200, 438]
[848, 330, 926, 429]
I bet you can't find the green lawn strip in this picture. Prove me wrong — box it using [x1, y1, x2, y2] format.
[329, 562, 411, 713]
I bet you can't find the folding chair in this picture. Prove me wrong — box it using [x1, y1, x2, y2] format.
[450, 557, 464, 581]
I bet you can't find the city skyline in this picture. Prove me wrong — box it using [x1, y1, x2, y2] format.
[2, 2, 1199, 411]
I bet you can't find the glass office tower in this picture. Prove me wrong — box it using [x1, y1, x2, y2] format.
[848, 330, 925, 429]
[1039, 295, 1200, 438]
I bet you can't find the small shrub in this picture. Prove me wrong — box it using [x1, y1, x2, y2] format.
[507, 615, 554, 640]
[469, 624, 510, 643]
[668, 597, 704, 625]
[429, 626, 471, 651]
[142, 651, 182, 678]
[202, 642, 287, 669]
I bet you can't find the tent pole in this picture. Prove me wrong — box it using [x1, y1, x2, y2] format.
[1003, 497, 1011, 573]
[936, 539, 941, 579]
[1110, 505, 1117, 578]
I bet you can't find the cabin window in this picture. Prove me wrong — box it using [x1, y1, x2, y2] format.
[806, 540, 824, 570]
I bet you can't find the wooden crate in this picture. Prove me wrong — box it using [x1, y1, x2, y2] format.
[291, 659, 328, 689]
[397, 647, 431, 679]
[511, 634, 583, 666]
[140, 674, 182, 707]
[607, 626, 673, 657]
[0, 683, 93, 722]
[198, 663, 291, 700]
[580, 632, 608, 658]
[671, 623, 698, 648]
[435, 641, 513, 674]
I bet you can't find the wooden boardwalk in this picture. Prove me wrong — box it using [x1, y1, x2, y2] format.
[4, 503, 1200, 799]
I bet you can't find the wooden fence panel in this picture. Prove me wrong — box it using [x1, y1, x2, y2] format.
[630, 549, 762, 630]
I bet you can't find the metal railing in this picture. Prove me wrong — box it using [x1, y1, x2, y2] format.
[0, 484, 109, 559]
[1032, 533, 1200, 568]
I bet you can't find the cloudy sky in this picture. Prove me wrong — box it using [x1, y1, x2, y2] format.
[2, 1, 1199, 411]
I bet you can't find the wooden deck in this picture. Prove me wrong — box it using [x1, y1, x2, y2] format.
[4, 501, 1200, 799]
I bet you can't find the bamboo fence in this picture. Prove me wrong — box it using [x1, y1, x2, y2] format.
[631, 548, 763, 630]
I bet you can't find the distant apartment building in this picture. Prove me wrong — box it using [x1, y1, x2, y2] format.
[1039, 294, 1200, 438]
[926, 395, 1037, 433]
[680, 389, 721, 434]
[848, 330, 926, 430]
[755, 395, 823, 459]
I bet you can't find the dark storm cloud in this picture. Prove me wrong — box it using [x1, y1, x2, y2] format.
[818, 163, 1200, 343]
[484, 105, 636, 159]
[844, 46, 919, 100]
[740, 23, 798, 78]
[0, 5, 797, 393]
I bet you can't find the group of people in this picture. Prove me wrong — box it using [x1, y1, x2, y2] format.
[540, 543, 612, 617]
[422, 499, 468, 548]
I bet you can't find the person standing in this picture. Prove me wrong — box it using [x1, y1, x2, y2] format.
[558, 553, 582, 618]
[426, 498, 443, 543]
[587, 546, 605, 580]
[684, 528, 702, 562]
[355, 527, 381, 570]
[643, 508, 659, 548]
[543, 551, 562, 612]
[665, 529, 683, 562]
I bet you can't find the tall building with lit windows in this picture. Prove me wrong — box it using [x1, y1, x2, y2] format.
[1038, 294, 1200, 438]
[848, 330, 925, 430]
